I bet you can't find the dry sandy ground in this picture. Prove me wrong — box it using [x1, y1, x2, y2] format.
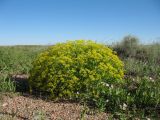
[0, 93, 108, 120]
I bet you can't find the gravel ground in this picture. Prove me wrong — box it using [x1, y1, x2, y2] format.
[0, 93, 108, 120]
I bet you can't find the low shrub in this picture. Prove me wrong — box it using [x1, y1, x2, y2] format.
[113, 35, 139, 58]
[126, 77, 160, 108]
[29, 40, 124, 101]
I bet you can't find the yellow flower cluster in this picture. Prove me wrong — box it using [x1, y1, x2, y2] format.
[29, 40, 124, 99]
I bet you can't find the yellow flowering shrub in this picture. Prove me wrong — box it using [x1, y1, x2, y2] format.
[29, 40, 124, 99]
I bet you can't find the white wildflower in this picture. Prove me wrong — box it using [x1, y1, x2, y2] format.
[149, 77, 154, 82]
[105, 83, 109, 87]
[132, 78, 135, 81]
[106, 99, 109, 102]
[120, 103, 127, 110]
[122, 103, 127, 110]
[146, 117, 151, 120]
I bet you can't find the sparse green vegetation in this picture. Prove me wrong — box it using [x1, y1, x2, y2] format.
[0, 37, 160, 119]
[0, 45, 47, 93]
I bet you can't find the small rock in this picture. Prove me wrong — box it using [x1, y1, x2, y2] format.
[2, 103, 8, 107]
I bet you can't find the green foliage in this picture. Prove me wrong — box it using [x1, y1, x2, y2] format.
[0, 38, 159, 119]
[29, 40, 124, 100]
[113, 36, 160, 79]
[0, 74, 15, 92]
[0, 45, 47, 93]
[0, 46, 47, 74]
[125, 77, 160, 108]
[113, 35, 139, 58]
[124, 58, 160, 78]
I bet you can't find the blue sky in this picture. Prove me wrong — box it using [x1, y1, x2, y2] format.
[0, 0, 160, 45]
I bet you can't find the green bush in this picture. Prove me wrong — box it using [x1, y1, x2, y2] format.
[29, 40, 124, 100]
[113, 35, 139, 58]
[125, 77, 160, 109]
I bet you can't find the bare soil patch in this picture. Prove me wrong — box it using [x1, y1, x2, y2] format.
[0, 93, 108, 120]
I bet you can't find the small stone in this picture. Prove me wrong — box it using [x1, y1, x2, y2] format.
[2, 103, 8, 107]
